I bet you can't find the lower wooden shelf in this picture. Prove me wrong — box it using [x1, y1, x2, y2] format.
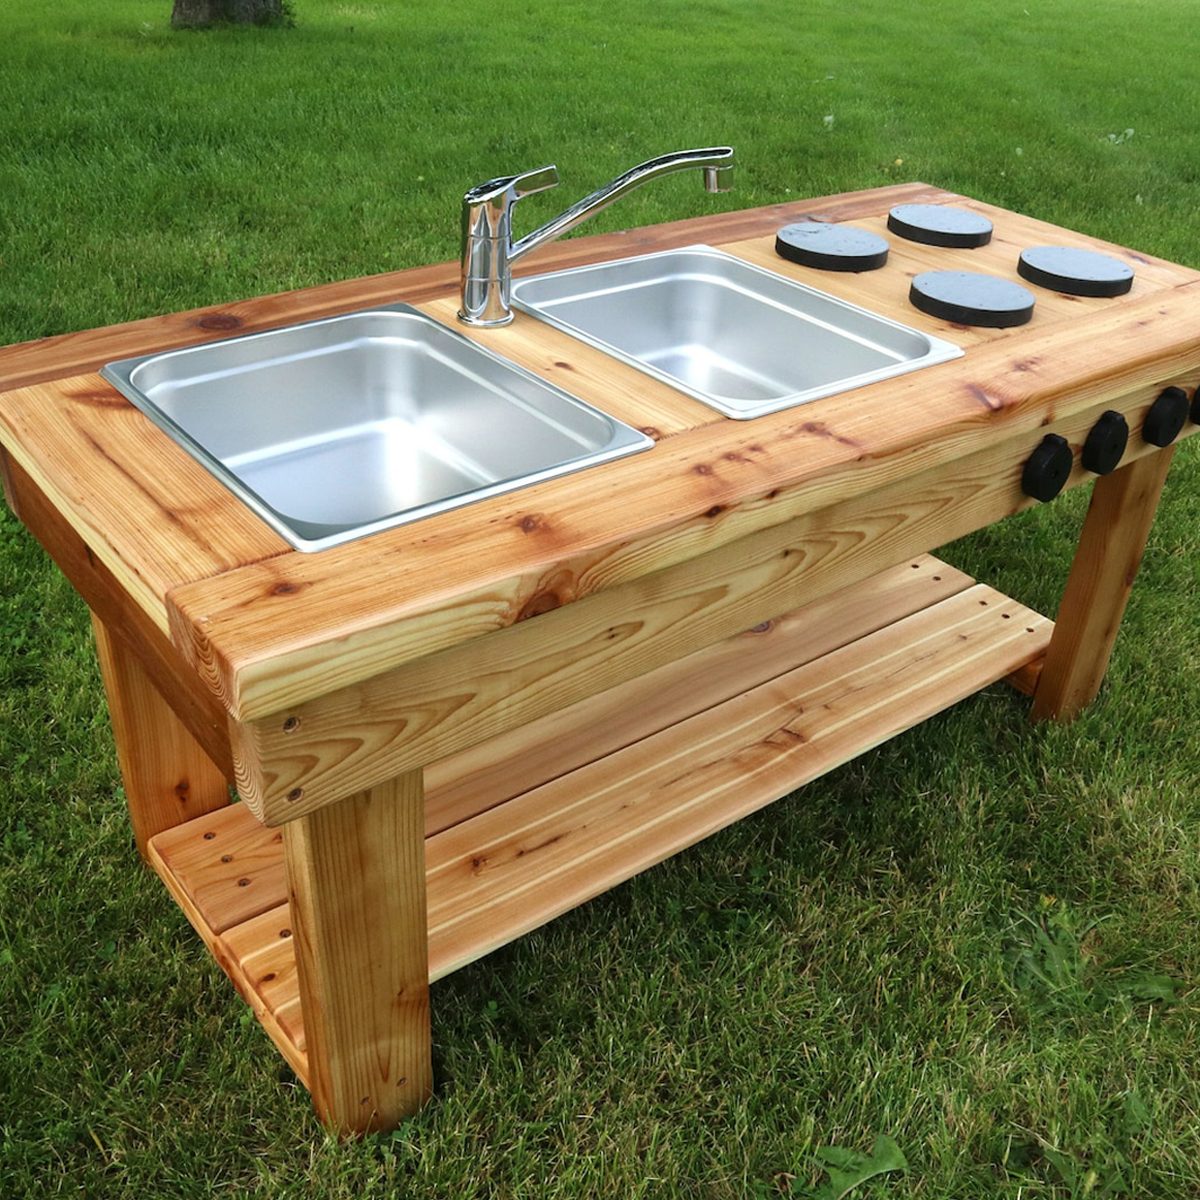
[147, 555, 1051, 1091]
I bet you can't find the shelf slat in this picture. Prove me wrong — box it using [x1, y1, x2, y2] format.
[151, 805, 284, 934]
[423, 553, 973, 833]
[425, 582, 1050, 977]
[148, 563, 1051, 1087]
[146, 828, 309, 1087]
[151, 554, 970, 934]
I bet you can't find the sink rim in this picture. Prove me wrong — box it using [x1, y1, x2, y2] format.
[511, 243, 964, 419]
[100, 302, 653, 553]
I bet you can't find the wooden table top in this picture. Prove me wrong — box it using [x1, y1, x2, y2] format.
[3, 182, 1199, 721]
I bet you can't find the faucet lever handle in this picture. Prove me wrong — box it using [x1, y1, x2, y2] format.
[463, 164, 559, 208]
[509, 164, 559, 200]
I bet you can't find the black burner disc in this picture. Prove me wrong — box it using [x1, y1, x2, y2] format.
[888, 204, 993, 248]
[910, 270, 1035, 328]
[775, 221, 890, 271]
[1017, 245, 1134, 297]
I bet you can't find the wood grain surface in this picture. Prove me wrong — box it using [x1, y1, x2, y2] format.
[0, 183, 954, 392]
[170, 276, 1200, 722]
[1032, 448, 1177, 721]
[422, 554, 972, 833]
[0, 373, 288, 631]
[147, 822, 309, 1087]
[147, 573, 1051, 1074]
[282, 772, 432, 1134]
[233, 383, 1180, 823]
[3, 183, 1198, 731]
[92, 614, 230, 854]
[3, 455, 235, 774]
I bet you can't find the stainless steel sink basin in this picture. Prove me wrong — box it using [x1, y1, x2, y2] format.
[101, 304, 651, 551]
[511, 245, 962, 419]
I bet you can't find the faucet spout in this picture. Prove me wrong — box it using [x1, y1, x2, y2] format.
[509, 147, 736, 265]
[459, 146, 735, 327]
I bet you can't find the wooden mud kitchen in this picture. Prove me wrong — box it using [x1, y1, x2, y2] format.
[2, 182, 1198, 1134]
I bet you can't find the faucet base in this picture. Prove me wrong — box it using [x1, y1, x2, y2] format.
[457, 309, 515, 328]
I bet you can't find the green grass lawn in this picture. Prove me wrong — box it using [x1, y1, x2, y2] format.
[2, 1, 1200, 1195]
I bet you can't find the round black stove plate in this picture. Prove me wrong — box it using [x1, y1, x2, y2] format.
[887, 204, 993, 248]
[910, 270, 1035, 328]
[1017, 245, 1134, 297]
[775, 221, 890, 271]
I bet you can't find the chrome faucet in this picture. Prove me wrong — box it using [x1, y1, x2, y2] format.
[458, 146, 736, 327]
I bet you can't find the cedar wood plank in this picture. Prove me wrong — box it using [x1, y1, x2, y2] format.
[170, 279, 1200, 720]
[0, 184, 953, 638]
[2, 454, 235, 773]
[0, 183, 955, 392]
[230, 383, 1187, 822]
[3, 183, 1199, 723]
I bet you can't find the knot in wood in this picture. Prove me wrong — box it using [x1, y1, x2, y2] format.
[197, 312, 242, 332]
[517, 590, 563, 621]
[517, 514, 547, 534]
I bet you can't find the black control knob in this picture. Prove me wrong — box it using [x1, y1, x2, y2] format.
[1143, 386, 1188, 447]
[1021, 433, 1073, 502]
[1081, 410, 1128, 475]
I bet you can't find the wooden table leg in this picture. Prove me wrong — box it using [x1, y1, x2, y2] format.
[0, 444, 17, 513]
[92, 613, 230, 856]
[1032, 447, 1176, 723]
[282, 770, 432, 1135]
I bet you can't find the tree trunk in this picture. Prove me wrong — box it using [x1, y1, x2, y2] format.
[172, 0, 289, 28]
